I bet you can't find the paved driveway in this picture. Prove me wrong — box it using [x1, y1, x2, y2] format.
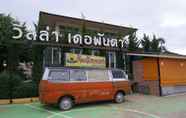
[1, 94, 186, 118]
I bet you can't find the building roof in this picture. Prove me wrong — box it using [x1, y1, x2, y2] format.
[39, 11, 137, 35]
[127, 52, 186, 60]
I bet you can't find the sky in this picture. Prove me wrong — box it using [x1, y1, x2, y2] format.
[0, 0, 186, 54]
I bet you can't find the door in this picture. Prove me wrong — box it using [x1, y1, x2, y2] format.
[86, 69, 114, 102]
[111, 69, 131, 94]
[47, 69, 89, 104]
[68, 69, 88, 103]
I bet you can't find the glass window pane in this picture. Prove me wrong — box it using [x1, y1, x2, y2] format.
[112, 70, 125, 79]
[108, 52, 116, 68]
[92, 50, 100, 56]
[49, 69, 69, 82]
[43, 47, 52, 65]
[52, 48, 61, 65]
[88, 70, 109, 81]
[70, 69, 87, 81]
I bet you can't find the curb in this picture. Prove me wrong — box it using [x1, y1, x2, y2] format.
[0, 97, 39, 105]
[0, 99, 10, 105]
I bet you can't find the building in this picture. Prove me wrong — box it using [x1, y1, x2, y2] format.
[129, 52, 186, 96]
[38, 11, 137, 70]
[38, 11, 186, 96]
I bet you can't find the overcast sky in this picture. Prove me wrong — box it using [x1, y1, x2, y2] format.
[1, 0, 186, 54]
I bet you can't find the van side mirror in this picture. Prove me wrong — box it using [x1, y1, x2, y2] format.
[125, 74, 128, 80]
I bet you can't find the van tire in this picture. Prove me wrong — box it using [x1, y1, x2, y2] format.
[114, 92, 125, 103]
[59, 97, 73, 111]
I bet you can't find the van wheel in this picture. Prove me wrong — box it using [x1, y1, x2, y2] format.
[59, 97, 73, 110]
[114, 92, 125, 103]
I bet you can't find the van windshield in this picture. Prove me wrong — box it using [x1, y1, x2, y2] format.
[112, 70, 126, 79]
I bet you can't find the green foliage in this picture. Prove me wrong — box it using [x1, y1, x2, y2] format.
[151, 35, 166, 52]
[127, 32, 140, 51]
[0, 14, 15, 44]
[0, 72, 38, 99]
[0, 72, 10, 99]
[32, 45, 45, 85]
[0, 71, 22, 99]
[13, 81, 38, 98]
[31, 23, 46, 85]
[151, 35, 160, 52]
[141, 34, 151, 52]
[0, 14, 31, 73]
[141, 34, 166, 52]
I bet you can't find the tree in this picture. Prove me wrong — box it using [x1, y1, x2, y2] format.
[0, 14, 20, 72]
[141, 34, 151, 52]
[0, 14, 30, 73]
[141, 34, 166, 53]
[151, 35, 160, 52]
[32, 22, 46, 84]
[156, 37, 166, 52]
[127, 32, 140, 51]
[125, 32, 140, 80]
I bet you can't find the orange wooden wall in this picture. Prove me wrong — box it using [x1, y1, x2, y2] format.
[143, 58, 158, 81]
[160, 58, 186, 86]
[142, 57, 186, 86]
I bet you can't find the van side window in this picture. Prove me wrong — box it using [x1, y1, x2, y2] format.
[87, 70, 109, 81]
[112, 70, 125, 79]
[49, 69, 69, 82]
[70, 69, 87, 81]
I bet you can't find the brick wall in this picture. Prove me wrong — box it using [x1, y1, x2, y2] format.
[132, 59, 160, 96]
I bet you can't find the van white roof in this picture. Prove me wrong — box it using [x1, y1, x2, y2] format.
[45, 67, 124, 71]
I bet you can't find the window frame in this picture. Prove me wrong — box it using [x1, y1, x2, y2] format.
[69, 69, 88, 82]
[86, 69, 111, 82]
[111, 70, 128, 81]
[108, 52, 116, 68]
[51, 47, 61, 65]
[48, 69, 70, 82]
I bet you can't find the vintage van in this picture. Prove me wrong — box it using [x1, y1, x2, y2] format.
[39, 67, 131, 110]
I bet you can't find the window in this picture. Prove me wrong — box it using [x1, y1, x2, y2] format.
[108, 52, 116, 68]
[70, 69, 87, 81]
[112, 70, 125, 79]
[43, 47, 52, 66]
[87, 70, 109, 81]
[52, 48, 61, 65]
[43, 47, 62, 66]
[91, 50, 100, 56]
[49, 69, 69, 82]
[70, 48, 83, 54]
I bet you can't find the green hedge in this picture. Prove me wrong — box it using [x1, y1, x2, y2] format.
[0, 71, 38, 99]
[13, 81, 38, 98]
[0, 72, 10, 99]
[0, 71, 22, 99]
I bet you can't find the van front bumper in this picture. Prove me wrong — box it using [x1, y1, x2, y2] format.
[39, 92, 59, 104]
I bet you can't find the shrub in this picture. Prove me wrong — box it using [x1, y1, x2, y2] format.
[0, 71, 22, 99]
[13, 81, 38, 98]
[0, 71, 38, 99]
[0, 72, 10, 99]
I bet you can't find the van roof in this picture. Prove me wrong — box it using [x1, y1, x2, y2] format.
[45, 67, 124, 71]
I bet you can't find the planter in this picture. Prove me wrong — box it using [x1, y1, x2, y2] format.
[12, 98, 31, 104]
[31, 97, 39, 102]
[0, 99, 10, 105]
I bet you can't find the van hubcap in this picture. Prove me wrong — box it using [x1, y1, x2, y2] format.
[60, 98, 72, 110]
[116, 93, 124, 103]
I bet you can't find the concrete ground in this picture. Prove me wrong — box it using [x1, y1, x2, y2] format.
[1, 94, 186, 118]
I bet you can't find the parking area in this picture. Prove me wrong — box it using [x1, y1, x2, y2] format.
[1, 94, 186, 118]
